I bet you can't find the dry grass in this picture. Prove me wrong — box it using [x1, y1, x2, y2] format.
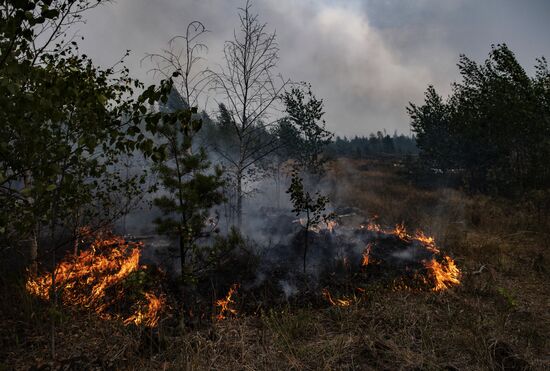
[2, 158, 549, 370]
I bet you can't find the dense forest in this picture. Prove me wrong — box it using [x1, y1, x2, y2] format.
[1, 0, 549, 369]
[409, 44, 550, 196]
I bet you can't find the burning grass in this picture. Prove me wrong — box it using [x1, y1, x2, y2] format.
[322, 288, 354, 307]
[23, 211, 462, 328]
[215, 283, 239, 320]
[22, 221, 461, 338]
[314, 220, 462, 308]
[2, 158, 549, 370]
[25, 231, 166, 328]
[357, 220, 461, 292]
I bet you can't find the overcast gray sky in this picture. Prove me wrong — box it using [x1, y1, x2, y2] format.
[78, 0, 550, 137]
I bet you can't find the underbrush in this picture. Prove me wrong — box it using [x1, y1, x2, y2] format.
[1, 159, 549, 370]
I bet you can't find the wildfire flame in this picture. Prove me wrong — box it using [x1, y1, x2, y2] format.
[424, 256, 461, 291]
[322, 288, 353, 307]
[215, 283, 239, 320]
[359, 221, 461, 291]
[362, 243, 373, 267]
[124, 292, 165, 327]
[413, 230, 440, 254]
[393, 223, 408, 240]
[26, 232, 164, 327]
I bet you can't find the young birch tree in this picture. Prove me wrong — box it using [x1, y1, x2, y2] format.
[210, 0, 289, 228]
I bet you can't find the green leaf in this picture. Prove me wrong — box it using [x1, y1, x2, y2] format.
[20, 188, 32, 197]
[97, 94, 107, 105]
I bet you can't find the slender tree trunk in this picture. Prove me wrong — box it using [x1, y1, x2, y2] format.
[236, 167, 243, 229]
[50, 247, 56, 359]
[179, 233, 186, 279]
[276, 163, 281, 209]
[303, 230, 308, 274]
[73, 209, 81, 256]
[23, 171, 38, 271]
[27, 231, 38, 273]
[48, 166, 66, 361]
[303, 213, 310, 274]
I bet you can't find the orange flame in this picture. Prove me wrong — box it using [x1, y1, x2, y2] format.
[414, 230, 440, 254]
[412, 229, 459, 290]
[362, 243, 373, 267]
[322, 288, 353, 307]
[424, 256, 461, 291]
[360, 221, 382, 232]
[124, 292, 165, 327]
[393, 223, 408, 240]
[26, 232, 163, 327]
[215, 283, 239, 320]
[360, 222, 461, 291]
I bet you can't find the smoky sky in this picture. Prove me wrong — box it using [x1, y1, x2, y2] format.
[78, 0, 550, 137]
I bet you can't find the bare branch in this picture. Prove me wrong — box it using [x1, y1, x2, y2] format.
[142, 21, 211, 109]
[207, 0, 290, 226]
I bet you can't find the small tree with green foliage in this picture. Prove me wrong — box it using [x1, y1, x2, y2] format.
[152, 107, 225, 281]
[0, 0, 179, 269]
[287, 170, 332, 273]
[281, 84, 333, 175]
[0, 0, 188, 359]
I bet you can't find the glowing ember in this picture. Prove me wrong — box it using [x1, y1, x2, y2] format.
[215, 283, 239, 320]
[322, 288, 353, 307]
[360, 221, 382, 232]
[393, 223, 408, 240]
[26, 232, 163, 327]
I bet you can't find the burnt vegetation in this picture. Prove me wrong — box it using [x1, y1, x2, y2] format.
[1, 0, 549, 370]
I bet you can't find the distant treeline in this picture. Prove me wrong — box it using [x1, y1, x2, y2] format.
[161, 77, 418, 161]
[198, 116, 418, 160]
[326, 132, 418, 158]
